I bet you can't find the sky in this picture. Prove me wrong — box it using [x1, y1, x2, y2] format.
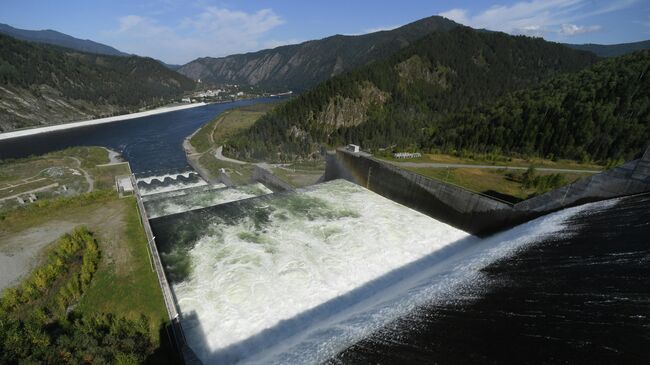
[1, 0, 649, 64]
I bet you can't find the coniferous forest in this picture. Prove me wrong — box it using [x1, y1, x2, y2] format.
[225, 27, 648, 163]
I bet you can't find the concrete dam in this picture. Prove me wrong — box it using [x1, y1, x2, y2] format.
[133, 145, 650, 364]
[324, 146, 650, 235]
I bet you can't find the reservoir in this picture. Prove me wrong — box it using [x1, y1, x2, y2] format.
[0, 97, 283, 173]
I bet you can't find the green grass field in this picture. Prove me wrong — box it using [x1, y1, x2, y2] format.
[404, 166, 592, 202]
[377, 151, 604, 171]
[0, 147, 173, 362]
[91, 162, 131, 191]
[190, 103, 275, 154]
[0, 146, 118, 212]
[271, 160, 326, 188]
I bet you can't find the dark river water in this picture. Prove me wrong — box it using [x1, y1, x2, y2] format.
[0, 98, 282, 174]
[329, 193, 650, 364]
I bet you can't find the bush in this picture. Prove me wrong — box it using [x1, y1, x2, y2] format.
[0, 228, 155, 364]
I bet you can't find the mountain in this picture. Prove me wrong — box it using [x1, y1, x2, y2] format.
[433, 50, 650, 162]
[565, 39, 650, 58]
[177, 16, 461, 91]
[223, 26, 600, 162]
[0, 23, 128, 57]
[0, 34, 195, 132]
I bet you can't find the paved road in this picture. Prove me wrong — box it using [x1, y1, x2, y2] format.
[215, 146, 248, 165]
[390, 161, 601, 174]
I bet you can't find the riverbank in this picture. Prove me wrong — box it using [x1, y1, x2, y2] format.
[184, 103, 326, 188]
[0, 102, 207, 141]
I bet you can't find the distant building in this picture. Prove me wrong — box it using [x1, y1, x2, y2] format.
[393, 152, 422, 159]
[236, 91, 244, 96]
[346, 144, 360, 153]
[182, 97, 191, 103]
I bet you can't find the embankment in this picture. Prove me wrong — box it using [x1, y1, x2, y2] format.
[0, 103, 207, 141]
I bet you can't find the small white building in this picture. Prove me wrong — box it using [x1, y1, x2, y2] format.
[393, 152, 422, 159]
[117, 177, 134, 195]
[346, 144, 360, 153]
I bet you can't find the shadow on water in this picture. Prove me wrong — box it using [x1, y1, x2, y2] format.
[330, 193, 650, 364]
[160, 195, 592, 364]
[177, 234, 481, 364]
[156, 193, 650, 364]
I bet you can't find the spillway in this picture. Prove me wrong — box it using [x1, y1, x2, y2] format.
[149, 178, 648, 364]
[144, 183, 272, 219]
[150, 179, 470, 363]
[330, 193, 650, 364]
[136, 170, 209, 196]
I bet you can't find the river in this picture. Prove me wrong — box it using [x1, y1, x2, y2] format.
[0, 98, 283, 174]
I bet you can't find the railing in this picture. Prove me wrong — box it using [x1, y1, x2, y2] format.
[130, 174, 202, 365]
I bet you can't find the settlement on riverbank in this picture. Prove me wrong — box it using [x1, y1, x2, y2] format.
[0, 102, 207, 141]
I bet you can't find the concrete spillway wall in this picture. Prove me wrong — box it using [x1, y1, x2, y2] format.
[325, 146, 650, 235]
[252, 165, 295, 192]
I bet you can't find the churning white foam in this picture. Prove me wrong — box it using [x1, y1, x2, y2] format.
[137, 171, 196, 184]
[170, 179, 615, 364]
[171, 179, 467, 363]
[145, 183, 272, 218]
[137, 171, 208, 196]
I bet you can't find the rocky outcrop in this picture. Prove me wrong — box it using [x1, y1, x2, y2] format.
[312, 82, 389, 133]
[396, 55, 454, 89]
[0, 85, 123, 132]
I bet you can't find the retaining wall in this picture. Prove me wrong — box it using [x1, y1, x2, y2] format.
[251, 165, 295, 192]
[326, 146, 650, 235]
[131, 174, 203, 365]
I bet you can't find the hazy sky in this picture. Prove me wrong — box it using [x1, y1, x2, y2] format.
[2, 0, 649, 64]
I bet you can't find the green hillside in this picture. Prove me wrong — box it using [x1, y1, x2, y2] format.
[566, 39, 650, 58]
[225, 27, 599, 161]
[178, 15, 460, 91]
[0, 33, 195, 131]
[432, 50, 650, 162]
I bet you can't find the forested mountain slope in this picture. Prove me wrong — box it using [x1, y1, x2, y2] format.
[566, 39, 650, 58]
[0, 34, 195, 131]
[0, 23, 128, 57]
[432, 50, 650, 162]
[177, 16, 460, 91]
[225, 27, 600, 161]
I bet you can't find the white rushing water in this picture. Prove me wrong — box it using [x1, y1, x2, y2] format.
[168, 179, 468, 363]
[137, 171, 197, 185]
[166, 179, 616, 364]
[145, 183, 272, 218]
[137, 171, 208, 196]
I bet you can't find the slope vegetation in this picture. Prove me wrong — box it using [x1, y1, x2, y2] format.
[566, 39, 650, 58]
[0, 22, 128, 57]
[435, 50, 650, 162]
[226, 27, 599, 161]
[0, 34, 195, 131]
[178, 16, 460, 91]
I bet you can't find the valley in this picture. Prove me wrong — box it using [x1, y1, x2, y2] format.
[1, 6, 649, 365]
